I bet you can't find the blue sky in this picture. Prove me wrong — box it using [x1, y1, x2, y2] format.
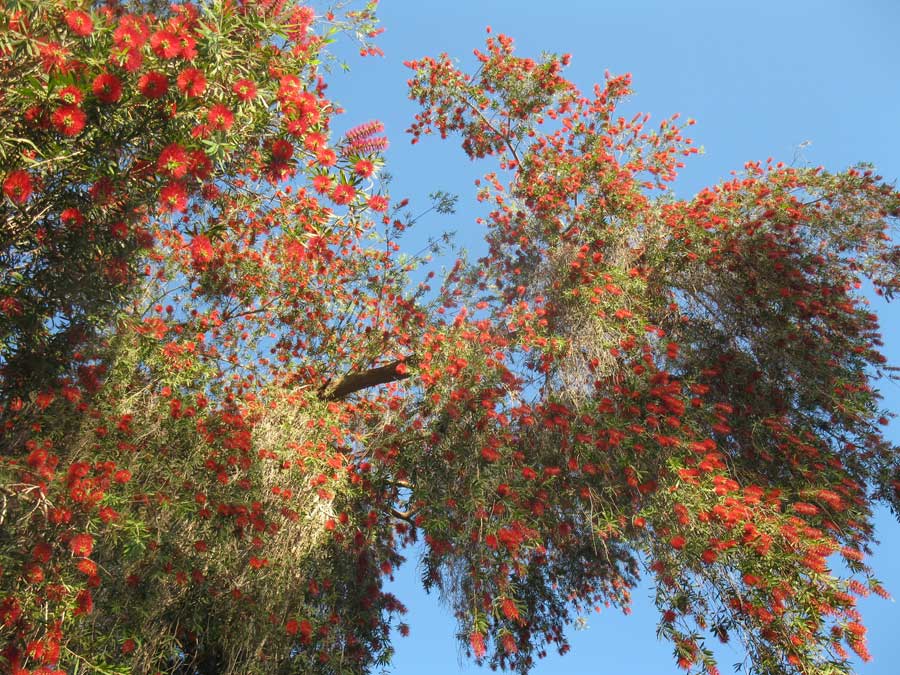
[326, 2, 900, 673]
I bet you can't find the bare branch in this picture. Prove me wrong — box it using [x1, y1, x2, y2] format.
[321, 357, 416, 401]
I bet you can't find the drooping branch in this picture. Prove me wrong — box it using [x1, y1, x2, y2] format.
[321, 357, 416, 401]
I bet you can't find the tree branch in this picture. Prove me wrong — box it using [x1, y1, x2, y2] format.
[321, 357, 416, 401]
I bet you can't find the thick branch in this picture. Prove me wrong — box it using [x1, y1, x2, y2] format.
[321, 358, 416, 401]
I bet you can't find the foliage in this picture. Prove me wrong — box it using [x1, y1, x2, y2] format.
[1, 5, 899, 675]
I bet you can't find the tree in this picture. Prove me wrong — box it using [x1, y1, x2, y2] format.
[1, 3, 898, 675]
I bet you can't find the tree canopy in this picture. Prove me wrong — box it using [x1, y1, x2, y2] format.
[1, 2, 899, 675]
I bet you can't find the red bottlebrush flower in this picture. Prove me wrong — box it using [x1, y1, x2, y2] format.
[189, 150, 213, 180]
[271, 138, 294, 162]
[90, 177, 114, 205]
[233, 78, 258, 101]
[32, 543, 53, 563]
[480, 445, 500, 462]
[150, 30, 181, 59]
[344, 120, 385, 143]
[285, 619, 299, 635]
[347, 135, 389, 155]
[114, 14, 149, 46]
[157, 143, 190, 178]
[110, 221, 128, 240]
[367, 194, 388, 212]
[59, 207, 84, 230]
[24, 104, 50, 129]
[670, 535, 686, 550]
[51, 105, 87, 136]
[500, 597, 519, 621]
[113, 469, 132, 484]
[701, 549, 718, 564]
[93, 73, 123, 104]
[343, 120, 388, 155]
[178, 34, 198, 60]
[353, 159, 375, 177]
[287, 6, 315, 37]
[0, 596, 23, 627]
[58, 85, 83, 105]
[277, 74, 304, 103]
[74, 589, 93, 615]
[138, 71, 169, 99]
[190, 234, 215, 268]
[176, 67, 206, 97]
[331, 183, 355, 205]
[312, 174, 333, 194]
[65, 9, 94, 36]
[207, 103, 234, 131]
[3, 170, 33, 204]
[69, 533, 94, 557]
[470, 631, 487, 659]
[316, 147, 337, 167]
[76, 558, 98, 576]
[304, 132, 326, 151]
[122, 639, 136, 655]
[39, 41, 71, 74]
[299, 619, 312, 644]
[24, 563, 44, 584]
[500, 633, 517, 654]
[159, 181, 188, 212]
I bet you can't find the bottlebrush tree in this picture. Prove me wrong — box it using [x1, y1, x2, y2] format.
[1, 4, 899, 675]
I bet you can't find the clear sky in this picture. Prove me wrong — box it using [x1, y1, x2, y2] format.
[326, 2, 900, 673]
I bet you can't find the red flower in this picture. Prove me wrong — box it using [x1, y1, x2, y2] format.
[31, 543, 53, 563]
[74, 589, 93, 615]
[157, 143, 190, 178]
[480, 445, 500, 462]
[470, 631, 487, 659]
[121, 639, 136, 655]
[93, 73, 123, 104]
[76, 558, 98, 576]
[207, 104, 234, 131]
[367, 194, 388, 212]
[190, 234, 215, 267]
[176, 67, 206, 97]
[286, 619, 299, 635]
[299, 619, 312, 644]
[36, 390, 55, 409]
[500, 597, 519, 621]
[159, 181, 188, 212]
[38, 41, 71, 74]
[670, 535, 686, 550]
[65, 9, 94, 36]
[271, 139, 294, 161]
[69, 533, 94, 557]
[312, 174, 333, 194]
[178, 35, 198, 60]
[110, 221, 128, 239]
[353, 159, 375, 177]
[331, 183, 355, 205]
[189, 150, 213, 180]
[51, 105, 87, 136]
[233, 78, 258, 101]
[58, 85, 83, 105]
[3, 170, 33, 204]
[138, 72, 169, 99]
[114, 469, 132, 484]
[150, 30, 181, 59]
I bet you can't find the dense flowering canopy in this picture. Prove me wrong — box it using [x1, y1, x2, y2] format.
[1, 3, 898, 675]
